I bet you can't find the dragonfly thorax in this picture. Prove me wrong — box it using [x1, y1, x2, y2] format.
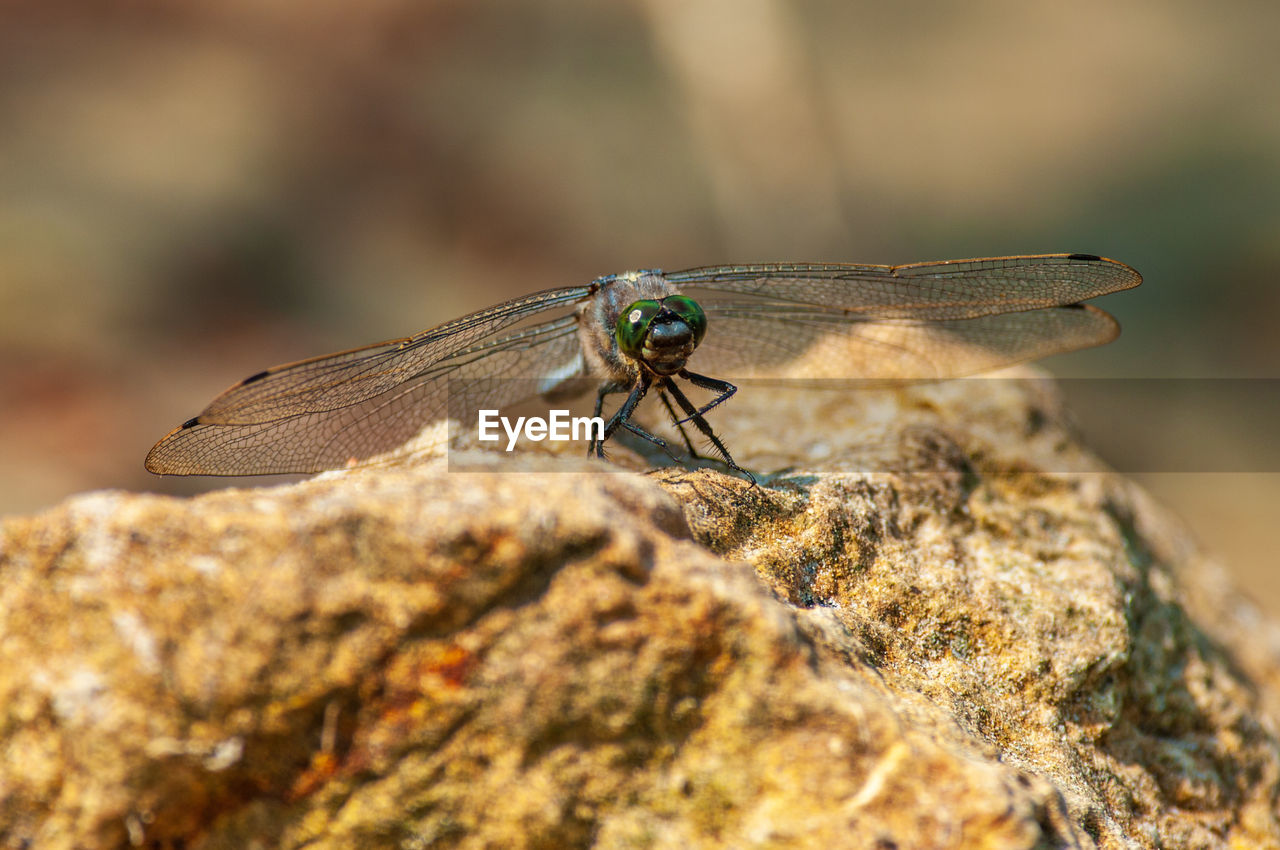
[578, 271, 678, 384]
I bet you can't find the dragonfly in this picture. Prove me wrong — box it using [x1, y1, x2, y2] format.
[145, 253, 1141, 478]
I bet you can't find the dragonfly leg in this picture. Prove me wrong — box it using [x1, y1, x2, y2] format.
[621, 419, 680, 463]
[661, 377, 756, 485]
[590, 374, 652, 459]
[672, 369, 738, 424]
[589, 385, 610, 458]
[658, 390, 701, 459]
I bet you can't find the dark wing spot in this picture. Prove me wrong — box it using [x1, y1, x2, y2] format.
[241, 369, 271, 385]
[1066, 253, 1102, 262]
[181, 417, 200, 429]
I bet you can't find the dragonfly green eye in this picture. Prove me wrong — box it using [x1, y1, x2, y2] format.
[661, 294, 707, 346]
[616, 300, 663, 359]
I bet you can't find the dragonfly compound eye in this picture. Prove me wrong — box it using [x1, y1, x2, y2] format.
[660, 294, 707, 347]
[616, 299, 663, 359]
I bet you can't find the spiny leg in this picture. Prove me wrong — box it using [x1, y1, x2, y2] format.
[661, 376, 756, 485]
[658, 390, 700, 459]
[590, 373, 669, 459]
[602, 373, 650, 442]
[621, 419, 678, 462]
[589, 384, 612, 458]
[672, 369, 739, 424]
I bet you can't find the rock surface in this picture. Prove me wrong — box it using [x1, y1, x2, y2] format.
[3, 370, 1280, 849]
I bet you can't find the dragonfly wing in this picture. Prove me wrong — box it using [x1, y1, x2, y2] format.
[669, 254, 1140, 319]
[670, 254, 1139, 381]
[195, 287, 591, 423]
[146, 288, 591, 475]
[691, 303, 1120, 381]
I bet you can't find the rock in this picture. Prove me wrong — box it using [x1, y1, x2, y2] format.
[3, 369, 1280, 849]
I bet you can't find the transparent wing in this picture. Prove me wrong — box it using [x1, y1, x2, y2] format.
[667, 254, 1140, 380]
[146, 287, 592, 475]
[147, 255, 1141, 475]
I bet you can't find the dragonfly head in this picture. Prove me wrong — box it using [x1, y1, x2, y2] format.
[615, 294, 707, 376]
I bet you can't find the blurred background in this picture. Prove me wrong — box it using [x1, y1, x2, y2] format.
[1, 2, 1276, 608]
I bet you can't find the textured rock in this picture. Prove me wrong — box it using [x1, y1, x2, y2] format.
[3, 370, 1280, 849]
